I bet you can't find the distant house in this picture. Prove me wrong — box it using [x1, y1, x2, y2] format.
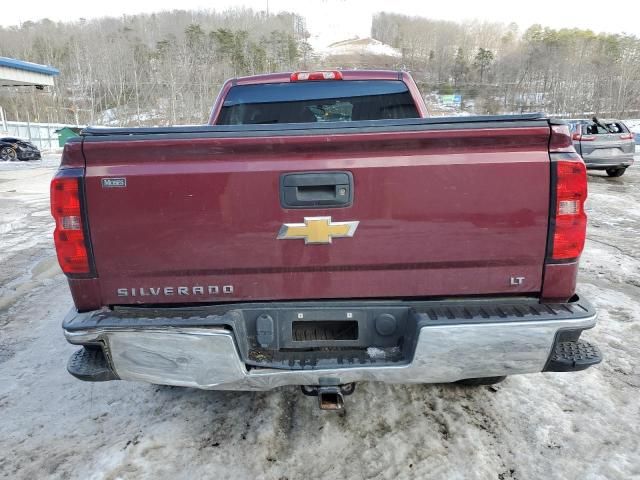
[316, 37, 401, 69]
[55, 126, 82, 147]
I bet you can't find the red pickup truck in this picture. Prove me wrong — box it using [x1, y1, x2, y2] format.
[53, 70, 601, 410]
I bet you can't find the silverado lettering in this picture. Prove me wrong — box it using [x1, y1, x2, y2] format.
[52, 70, 601, 411]
[116, 286, 234, 297]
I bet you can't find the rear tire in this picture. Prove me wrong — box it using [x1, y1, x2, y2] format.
[606, 167, 626, 177]
[456, 376, 507, 386]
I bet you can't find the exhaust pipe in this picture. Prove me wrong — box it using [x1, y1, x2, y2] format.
[301, 383, 355, 411]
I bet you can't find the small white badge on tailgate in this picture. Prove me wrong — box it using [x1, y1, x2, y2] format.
[102, 178, 126, 188]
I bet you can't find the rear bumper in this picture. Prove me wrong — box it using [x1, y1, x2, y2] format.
[62, 297, 599, 390]
[583, 154, 634, 169]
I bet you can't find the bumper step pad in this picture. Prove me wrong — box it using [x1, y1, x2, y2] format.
[545, 340, 602, 372]
[68, 347, 118, 382]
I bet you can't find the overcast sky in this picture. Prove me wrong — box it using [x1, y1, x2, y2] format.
[4, 0, 640, 41]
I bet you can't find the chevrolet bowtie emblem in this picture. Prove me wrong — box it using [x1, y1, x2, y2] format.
[277, 216, 359, 244]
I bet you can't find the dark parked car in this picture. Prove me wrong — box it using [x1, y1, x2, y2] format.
[566, 118, 634, 177]
[0, 137, 42, 161]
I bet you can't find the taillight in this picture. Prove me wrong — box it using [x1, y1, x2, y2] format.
[619, 133, 633, 140]
[51, 173, 92, 275]
[290, 71, 343, 81]
[571, 133, 595, 141]
[549, 158, 587, 261]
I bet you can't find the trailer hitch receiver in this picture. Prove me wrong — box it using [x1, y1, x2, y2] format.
[301, 383, 355, 410]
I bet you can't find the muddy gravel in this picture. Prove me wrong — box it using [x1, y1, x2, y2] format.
[0, 154, 638, 480]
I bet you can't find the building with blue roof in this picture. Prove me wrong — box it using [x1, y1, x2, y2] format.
[0, 56, 60, 87]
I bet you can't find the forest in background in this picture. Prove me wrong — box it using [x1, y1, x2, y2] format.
[372, 13, 640, 117]
[1, 8, 639, 126]
[0, 9, 310, 126]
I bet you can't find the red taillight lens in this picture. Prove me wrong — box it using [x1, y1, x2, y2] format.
[51, 175, 91, 275]
[550, 160, 587, 261]
[571, 133, 595, 141]
[619, 133, 633, 140]
[290, 71, 343, 81]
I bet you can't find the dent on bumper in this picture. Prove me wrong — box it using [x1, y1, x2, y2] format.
[64, 314, 597, 390]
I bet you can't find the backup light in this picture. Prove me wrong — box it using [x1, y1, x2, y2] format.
[61, 215, 82, 230]
[558, 200, 579, 215]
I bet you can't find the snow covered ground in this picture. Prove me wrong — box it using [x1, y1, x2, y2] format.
[624, 119, 640, 132]
[0, 152, 63, 171]
[1, 153, 639, 479]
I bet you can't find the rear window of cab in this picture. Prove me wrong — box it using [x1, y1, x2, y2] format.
[216, 80, 420, 125]
[580, 121, 629, 135]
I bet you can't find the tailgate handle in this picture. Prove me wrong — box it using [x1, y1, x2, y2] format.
[280, 171, 353, 209]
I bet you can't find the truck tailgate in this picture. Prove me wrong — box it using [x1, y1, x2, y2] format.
[82, 118, 551, 306]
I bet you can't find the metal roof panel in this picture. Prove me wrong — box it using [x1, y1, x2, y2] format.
[0, 57, 59, 76]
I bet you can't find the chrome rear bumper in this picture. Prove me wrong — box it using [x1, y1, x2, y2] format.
[63, 298, 598, 390]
